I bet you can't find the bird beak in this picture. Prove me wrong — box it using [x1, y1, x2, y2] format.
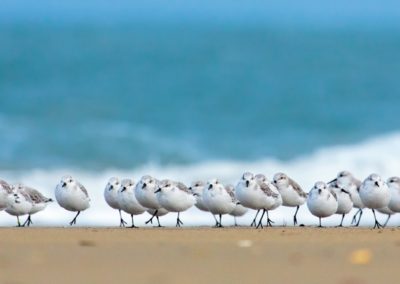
[108, 185, 113, 191]
[328, 178, 337, 184]
[121, 187, 127, 192]
[246, 180, 249, 187]
[208, 184, 213, 190]
[142, 183, 147, 189]
[318, 189, 322, 194]
[375, 181, 379, 187]
[61, 182, 67, 188]
[155, 188, 161, 193]
[341, 189, 349, 194]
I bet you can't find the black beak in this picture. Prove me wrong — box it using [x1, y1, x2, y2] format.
[142, 183, 147, 189]
[375, 181, 379, 187]
[328, 178, 337, 185]
[47, 198, 54, 203]
[108, 185, 113, 191]
[318, 189, 322, 194]
[208, 184, 213, 190]
[246, 180, 249, 187]
[341, 189, 349, 194]
[121, 187, 127, 192]
[155, 188, 161, 193]
[61, 182, 67, 188]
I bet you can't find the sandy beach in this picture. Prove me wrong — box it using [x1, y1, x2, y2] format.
[0, 227, 398, 284]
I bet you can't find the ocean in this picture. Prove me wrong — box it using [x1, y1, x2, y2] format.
[1, 2, 400, 226]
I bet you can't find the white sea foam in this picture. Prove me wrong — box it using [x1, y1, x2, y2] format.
[1, 132, 400, 227]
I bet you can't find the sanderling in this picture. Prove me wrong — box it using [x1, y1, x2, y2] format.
[55, 175, 90, 226]
[377, 206, 394, 227]
[329, 171, 364, 226]
[359, 174, 390, 229]
[118, 178, 146, 228]
[104, 177, 127, 227]
[254, 175, 282, 228]
[18, 184, 53, 226]
[307, 181, 338, 227]
[5, 184, 33, 227]
[155, 179, 196, 227]
[203, 178, 236, 227]
[135, 175, 167, 227]
[0, 179, 13, 210]
[226, 184, 248, 226]
[328, 182, 353, 227]
[273, 173, 307, 226]
[236, 172, 281, 228]
[387, 177, 400, 214]
[189, 180, 219, 226]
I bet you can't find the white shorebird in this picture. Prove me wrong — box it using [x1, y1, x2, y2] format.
[118, 178, 146, 228]
[329, 171, 364, 226]
[5, 184, 33, 227]
[359, 173, 390, 229]
[236, 173, 281, 228]
[203, 179, 236, 227]
[273, 173, 307, 226]
[328, 182, 353, 227]
[104, 177, 127, 227]
[189, 180, 220, 226]
[377, 207, 395, 227]
[155, 179, 196, 227]
[235, 172, 263, 226]
[226, 184, 248, 226]
[307, 181, 338, 227]
[17, 184, 53, 226]
[55, 175, 90, 226]
[387, 176, 400, 214]
[135, 175, 167, 227]
[0, 179, 13, 210]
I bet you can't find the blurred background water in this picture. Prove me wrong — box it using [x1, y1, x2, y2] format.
[0, 0, 400, 226]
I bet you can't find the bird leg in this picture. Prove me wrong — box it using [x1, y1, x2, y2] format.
[256, 209, 266, 229]
[250, 210, 260, 227]
[119, 209, 127, 227]
[293, 206, 300, 226]
[176, 212, 184, 227]
[145, 210, 158, 225]
[372, 209, 383, 229]
[69, 211, 81, 226]
[130, 214, 139, 228]
[266, 210, 274, 227]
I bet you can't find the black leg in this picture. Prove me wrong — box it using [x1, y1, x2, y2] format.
[318, 217, 322, 227]
[234, 217, 238, 227]
[156, 216, 163, 227]
[338, 214, 345, 227]
[69, 211, 81, 226]
[22, 215, 32, 227]
[250, 210, 260, 227]
[130, 214, 138, 228]
[119, 210, 127, 227]
[383, 214, 391, 227]
[372, 209, 383, 229]
[266, 210, 274, 227]
[145, 210, 158, 225]
[176, 212, 183, 227]
[356, 209, 363, 226]
[218, 214, 223, 228]
[17, 216, 21, 227]
[293, 206, 299, 226]
[212, 215, 220, 227]
[256, 209, 266, 229]
[351, 209, 360, 225]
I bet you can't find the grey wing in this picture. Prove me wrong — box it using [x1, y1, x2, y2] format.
[25, 187, 47, 203]
[289, 178, 307, 198]
[176, 182, 191, 194]
[258, 182, 279, 199]
[0, 179, 13, 194]
[224, 185, 236, 203]
[78, 182, 89, 198]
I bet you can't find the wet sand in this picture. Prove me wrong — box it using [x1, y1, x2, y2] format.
[0, 227, 398, 284]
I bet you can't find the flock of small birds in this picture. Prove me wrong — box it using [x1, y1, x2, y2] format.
[1, 170, 399, 228]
